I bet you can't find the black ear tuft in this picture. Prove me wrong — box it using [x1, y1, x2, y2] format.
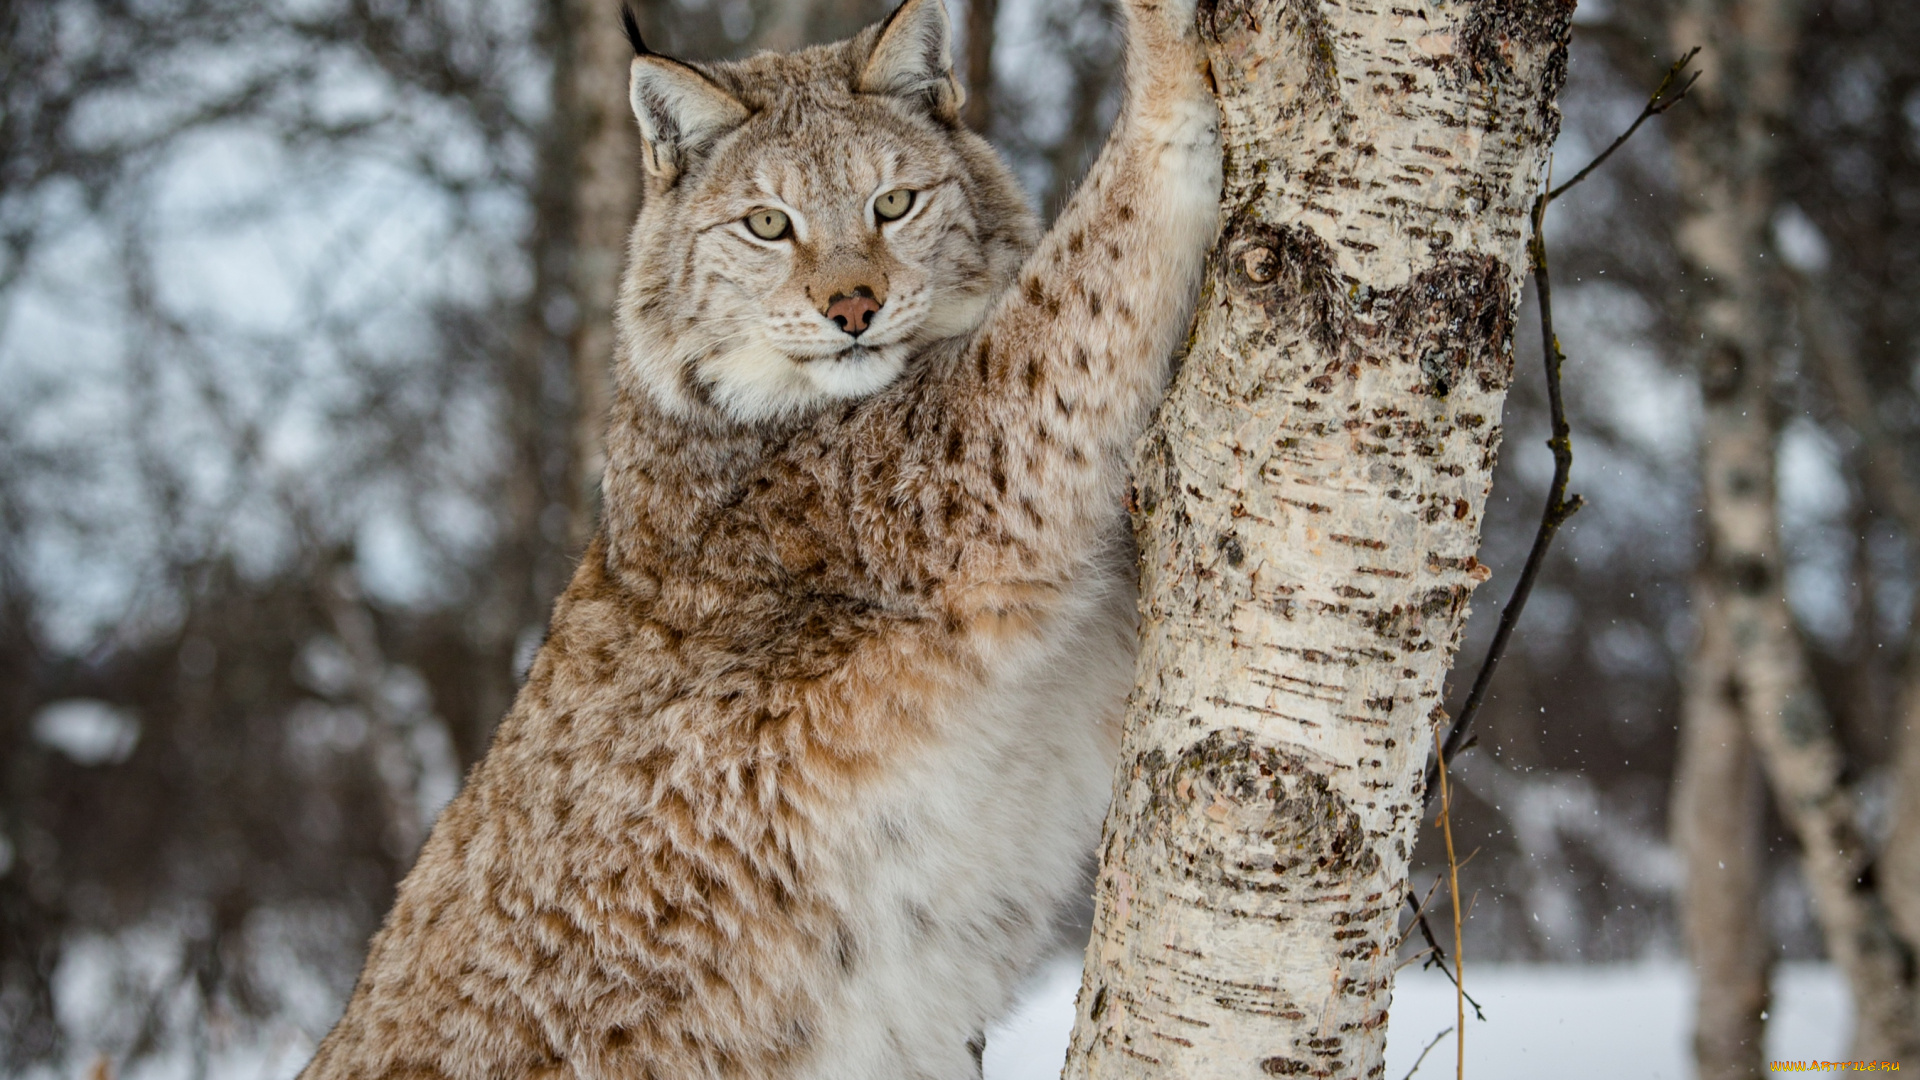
[621, 4, 648, 57]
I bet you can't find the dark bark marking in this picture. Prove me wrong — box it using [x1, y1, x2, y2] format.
[1218, 532, 1246, 567]
[1701, 343, 1745, 402]
[1724, 556, 1773, 595]
[1138, 730, 1382, 895]
[1456, 0, 1574, 131]
[1224, 221, 1345, 352]
[1458, 0, 1575, 76]
[1393, 254, 1516, 393]
[1221, 217, 1513, 393]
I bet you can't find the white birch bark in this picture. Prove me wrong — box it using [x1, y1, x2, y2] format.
[1668, 0, 1920, 1060]
[1672, 582, 1771, 1080]
[1061, 4, 1574, 1077]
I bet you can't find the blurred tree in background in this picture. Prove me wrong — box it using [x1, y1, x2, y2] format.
[6, 0, 1920, 1073]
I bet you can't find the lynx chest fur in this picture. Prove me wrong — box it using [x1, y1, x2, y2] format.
[300, 0, 1219, 1076]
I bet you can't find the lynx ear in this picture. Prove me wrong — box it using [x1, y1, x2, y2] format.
[624, 10, 749, 179]
[858, 0, 965, 121]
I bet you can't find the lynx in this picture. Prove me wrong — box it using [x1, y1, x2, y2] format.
[300, 0, 1219, 1074]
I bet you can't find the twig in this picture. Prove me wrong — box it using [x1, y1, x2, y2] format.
[1424, 187, 1585, 803]
[1399, 1027, 1456, 1080]
[1396, 945, 1438, 972]
[1546, 49, 1699, 204]
[1421, 48, 1705, 802]
[1392, 51, 1701, 1055]
[1397, 876, 1448, 952]
[1434, 725, 1466, 1080]
[1401, 893, 1487, 1021]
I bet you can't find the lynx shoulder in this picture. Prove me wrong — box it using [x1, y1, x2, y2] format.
[299, 0, 1218, 1077]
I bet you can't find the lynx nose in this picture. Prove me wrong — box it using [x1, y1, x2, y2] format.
[824, 288, 881, 337]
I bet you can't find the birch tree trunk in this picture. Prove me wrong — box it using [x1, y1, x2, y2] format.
[1668, 0, 1920, 1060]
[1672, 583, 1772, 1080]
[1061, 4, 1574, 1077]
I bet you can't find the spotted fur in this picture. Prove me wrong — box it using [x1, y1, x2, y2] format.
[301, 0, 1219, 1076]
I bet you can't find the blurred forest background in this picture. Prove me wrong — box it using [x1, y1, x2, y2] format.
[1, 0, 1916, 1074]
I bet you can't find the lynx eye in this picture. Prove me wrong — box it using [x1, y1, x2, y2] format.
[745, 208, 791, 241]
[874, 189, 916, 222]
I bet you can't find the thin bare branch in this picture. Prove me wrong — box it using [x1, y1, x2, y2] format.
[1547, 48, 1699, 204]
[1426, 51, 1698, 800]
[1400, 893, 1487, 1022]
[1426, 190, 1585, 801]
[1433, 725, 1466, 1080]
[1399, 1027, 1455, 1080]
[1397, 875, 1447, 952]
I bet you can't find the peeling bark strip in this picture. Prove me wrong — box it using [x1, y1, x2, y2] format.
[1063, 3, 1572, 1078]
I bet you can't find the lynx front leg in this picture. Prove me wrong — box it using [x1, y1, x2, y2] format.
[917, 0, 1220, 581]
[821, 0, 1219, 625]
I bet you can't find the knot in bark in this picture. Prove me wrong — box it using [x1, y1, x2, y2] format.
[1143, 729, 1380, 895]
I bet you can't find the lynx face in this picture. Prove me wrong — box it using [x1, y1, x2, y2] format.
[617, 23, 1037, 423]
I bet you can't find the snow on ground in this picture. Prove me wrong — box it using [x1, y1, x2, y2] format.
[23, 948, 1848, 1080]
[984, 956, 1850, 1080]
